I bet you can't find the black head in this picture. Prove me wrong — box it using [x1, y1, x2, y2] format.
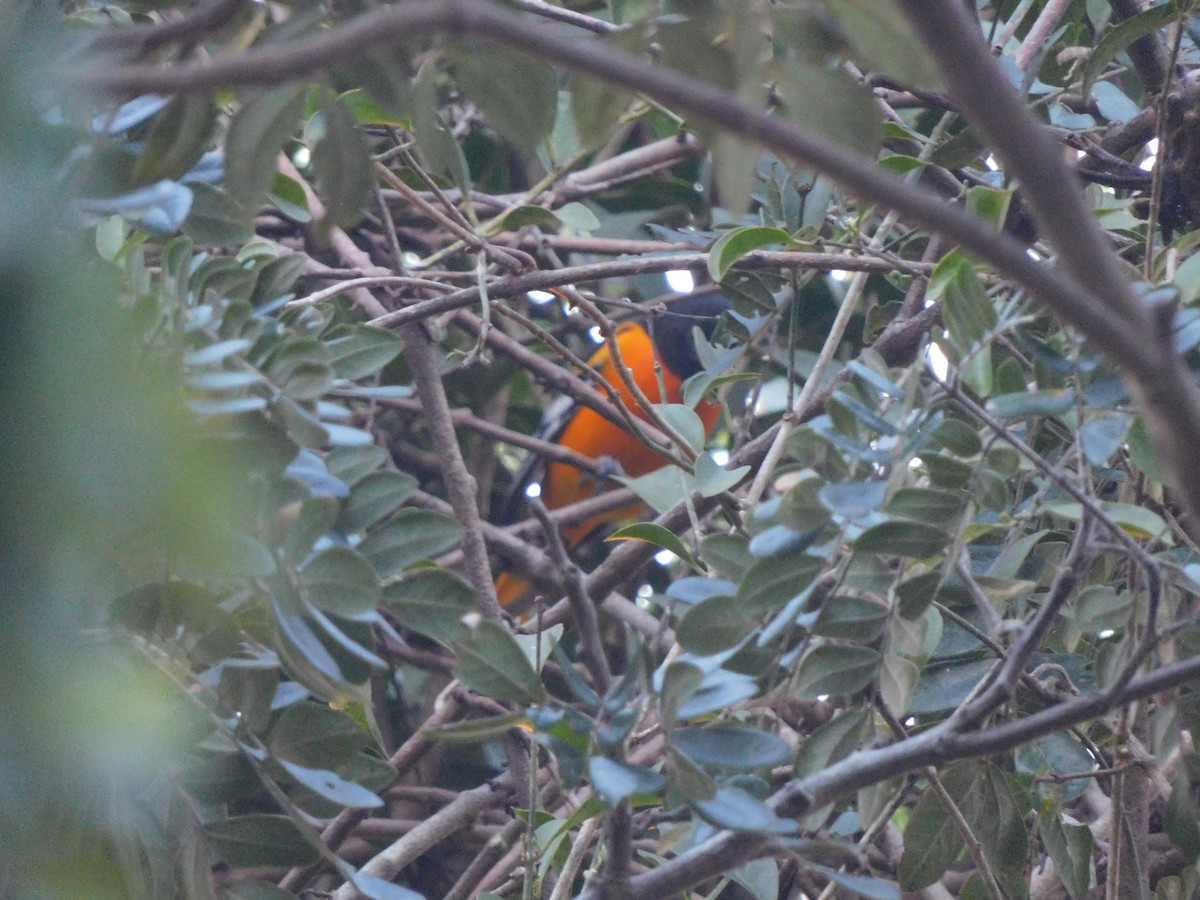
[648, 292, 731, 381]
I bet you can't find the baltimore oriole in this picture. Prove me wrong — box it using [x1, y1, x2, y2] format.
[496, 291, 731, 607]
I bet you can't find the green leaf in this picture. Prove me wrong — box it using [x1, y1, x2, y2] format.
[617, 464, 694, 513]
[570, 73, 631, 150]
[909, 658, 993, 716]
[986, 389, 1074, 421]
[312, 91, 374, 229]
[771, 64, 883, 159]
[854, 520, 950, 557]
[607, 521, 698, 569]
[1165, 764, 1200, 858]
[224, 83, 308, 219]
[935, 417, 983, 457]
[411, 58, 471, 187]
[325, 326, 402, 380]
[795, 707, 868, 779]
[701, 532, 753, 582]
[1041, 814, 1093, 900]
[134, 92, 215, 185]
[268, 171, 312, 223]
[327, 445, 388, 486]
[381, 569, 474, 643]
[299, 547, 381, 620]
[692, 786, 796, 833]
[589, 757, 666, 809]
[694, 451, 750, 498]
[898, 763, 974, 890]
[1044, 500, 1168, 541]
[224, 880, 298, 899]
[809, 865, 901, 900]
[205, 815, 317, 868]
[823, 0, 943, 92]
[813, 595, 888, 642]
[359, 508, 462, 575]
[737, 551, 823, 612]
[794, 645, 880, 696]
[452, 619, 547, 705]
[884, 487, 965, 527]
[338, 470, 418, 534]
[819, 479, 889, 520]
[965, 184, 1014, 229]
[707, 226, 794, 282]
[1015, 731, 1096, 802]
[1079, 415, 1129, 466]
[450, 41, 557, 149]
[1082, 2, 1181, 101]
[1126, 417, 1169, 483]
[676, 594, 757, 655]
[677, 674, 760, 720]
[269, 702, 367, 769]
[426, 711, 530, 743]
[660, 660, 705, 727]
[277, 759, 383, 809]
[672, 726, 793, 770]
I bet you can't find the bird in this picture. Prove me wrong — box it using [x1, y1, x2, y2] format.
[496, 290, 731, 608]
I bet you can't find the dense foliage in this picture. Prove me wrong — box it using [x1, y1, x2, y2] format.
[8, 1, 1200, 899]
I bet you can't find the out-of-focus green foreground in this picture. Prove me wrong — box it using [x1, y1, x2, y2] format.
[0, 18, 234, 899]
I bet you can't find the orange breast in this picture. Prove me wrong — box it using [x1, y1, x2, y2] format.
[541, 322, 720, 544]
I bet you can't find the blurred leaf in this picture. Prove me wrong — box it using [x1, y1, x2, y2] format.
[824, 0, 943, 92]
[694, 452, 750, 497]
[854, 520, 949, 557]
[986, 389, 1074, 420]
[1041, 815, 1093, 900]
[327, 445, 388, 486]
[426, 711, 529, 743]
[205, 815, 317, 867]
[224, 83, 307, 218]
[300, 547, 381, 620]
[452, 619, 547, 705]
[1082, 2, 1180, 100]
[381, 569, 474, 643]
[701, 532, 753, 582]
[692, 786, 796, 833]
[813, 595, 888, 642]
[268, 170, 312, 223]
[133, 93, 215, 186]
[589, 757, 666, 808]
[359, 509, 462, 576]
[269, 702, 367, 769]
[411, 58, 471, 187]
[677, 669, 760, 719]
[772, 64, 882, 159]
[1079, 415, 1129, 466]
[1015, 731, 1095, 802]
[898, 763, 974, 890]
[666, 576, 738, 606]
[672, 726, 793, 770]
[676, 593, 757, 655]
[884, 487, 964, 527]
[277, 758, 383, 809]
[708, 226, 794, 281]
[737, 551, 822, 611]
[324, 326, 402, 380]
[337, 470, 418, 534]
[450, 41, 557, 149]
[1044, 500, 1167, 541]
[312, 90, 373, 229]
[608, 521, 698, 569]
[794, 645, 880, 696]
[571, 73, 631, 150]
